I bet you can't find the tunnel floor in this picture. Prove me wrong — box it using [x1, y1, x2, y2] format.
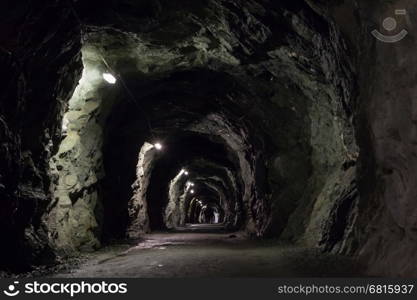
[55, 232, 363, 278]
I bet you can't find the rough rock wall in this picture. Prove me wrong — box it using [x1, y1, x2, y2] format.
[0, 1, 81, 270]
[127, 142, 158, 238]
[345, 0, 417, 277]
[241, 1, 359, 244]
[47, 47, 122, 253]
[165, 169, 190, 229]
[309, 0, 417, 277]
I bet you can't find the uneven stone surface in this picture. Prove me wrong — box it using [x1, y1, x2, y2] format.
[55, 232, 363, 278]
[0, 1, 82, 271]
[127, 142, 158, 237]
[343, 0, 417, 277]
[47, 48, 120, 253]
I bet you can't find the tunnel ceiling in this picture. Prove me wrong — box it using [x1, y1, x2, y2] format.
[4, 0, 415, 277]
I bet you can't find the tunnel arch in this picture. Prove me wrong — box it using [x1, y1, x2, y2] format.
[96, 67, 271, 240]
[132, 131, 246, 233]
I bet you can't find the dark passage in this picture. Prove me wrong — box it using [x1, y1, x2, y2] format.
[1, 0, 417, 278]
[145, 134, 238, 232]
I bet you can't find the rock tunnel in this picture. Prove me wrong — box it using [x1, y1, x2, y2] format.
[1, 0, 417, 277]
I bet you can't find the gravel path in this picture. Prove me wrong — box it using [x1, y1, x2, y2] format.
[55, 232, 363, 278]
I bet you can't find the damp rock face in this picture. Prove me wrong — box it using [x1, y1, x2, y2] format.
[0, 1, 82, 270]
[1, 0, 417, 277]
[332, 0, 417, 277]
[127, 142, 158, 238]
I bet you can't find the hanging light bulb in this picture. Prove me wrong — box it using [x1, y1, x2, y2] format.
[154, 143, 162, 150]
[179, 169, 189, 176]
[186, 181, 194, 188]
[102, 73, 117, 84]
